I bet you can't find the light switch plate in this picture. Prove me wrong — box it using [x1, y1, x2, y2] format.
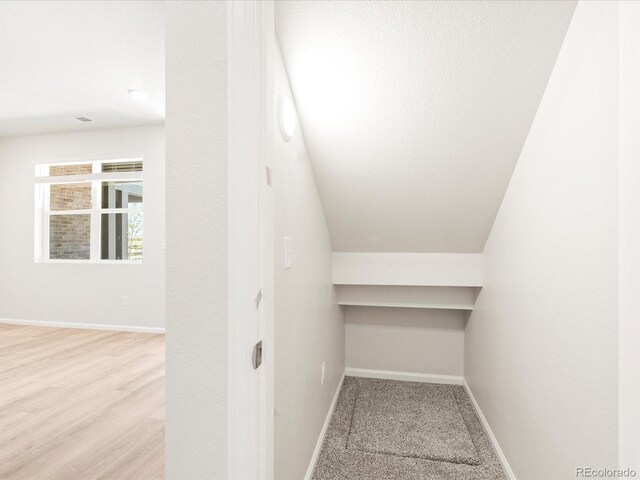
[284, 237, 292, 269]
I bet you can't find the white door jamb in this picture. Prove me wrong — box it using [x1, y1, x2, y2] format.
[228, 2, 275, 479]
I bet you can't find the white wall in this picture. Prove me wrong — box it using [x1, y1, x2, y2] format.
[165, 1, 228, 478]
[333, 252, 482, 287]
[273, 45, 345, 480]
[464, 2, 618, 479]
[619, 0, 640, 470]
[0, 125, 165, 330]
[346, 307, 464, 376]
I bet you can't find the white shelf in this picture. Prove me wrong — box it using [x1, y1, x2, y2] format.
[333, 281, 483, 287]
[338, 300, 474, 310]
[334, 284, 479, 311]
[331, 254, 483, 311]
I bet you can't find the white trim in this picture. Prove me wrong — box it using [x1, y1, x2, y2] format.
[345, 367, 463, 385]
[47, 208, 141, 216]
[260, 1, 276, 476]
[36, 172, 143, 184]
[48, 210, 92, 215]
[462, 379, 516, 480]
[32, 156, 144, 166]
[0, 317, 164, 334]
[305, 370, 346, 480]
[227, 2, 274, 479]
[41, 259, 143, 265]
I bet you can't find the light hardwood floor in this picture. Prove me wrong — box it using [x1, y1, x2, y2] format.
[0, 324, 164, 480]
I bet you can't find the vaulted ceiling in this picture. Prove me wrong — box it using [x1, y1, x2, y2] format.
[276, 0, 577, 253]
[0, 1, 164, 138]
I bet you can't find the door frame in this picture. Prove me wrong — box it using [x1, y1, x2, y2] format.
[227, 1, 275, 479]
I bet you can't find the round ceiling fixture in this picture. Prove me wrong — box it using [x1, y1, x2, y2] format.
[277, 95, 296, 142]
[128, 89, 149, 100]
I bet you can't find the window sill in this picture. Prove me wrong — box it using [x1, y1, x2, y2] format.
[37, 259, 143, 265]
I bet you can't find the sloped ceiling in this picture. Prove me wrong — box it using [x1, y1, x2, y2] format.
[276, 0, 576, 252]
[0, 1, 164, 137]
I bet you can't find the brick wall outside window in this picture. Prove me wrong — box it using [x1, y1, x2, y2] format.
[49, 164, 92, 260]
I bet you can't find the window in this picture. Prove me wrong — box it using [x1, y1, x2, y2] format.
[35, 158, 144, 262]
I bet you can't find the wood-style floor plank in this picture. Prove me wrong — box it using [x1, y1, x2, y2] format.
[0, 324, 164, 480]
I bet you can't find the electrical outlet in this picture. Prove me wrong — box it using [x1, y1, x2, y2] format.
[321, 361, 326, 385]
[122, 296, 129, 306]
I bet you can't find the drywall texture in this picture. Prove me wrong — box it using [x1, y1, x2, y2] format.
[464, 3, 618, 479]
[165, 1, 228, 478]
[274, 46, 345, 480]
[0, 125, 165, 329]
[346, 307, 464, 376]
[0, 1, 164, 137]
[619, 0, 640, 469]
[276, 1, 576, 252]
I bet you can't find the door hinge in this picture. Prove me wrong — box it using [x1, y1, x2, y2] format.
[252, 340, 263, 369]
[265, 166, 273, 186]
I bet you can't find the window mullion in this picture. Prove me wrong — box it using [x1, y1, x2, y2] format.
[43, 184, 50, 261]
[90, 161, 101, 261]
[44, 211, 50, 261]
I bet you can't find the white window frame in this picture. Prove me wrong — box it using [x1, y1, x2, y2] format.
[34, 157, 144, 264]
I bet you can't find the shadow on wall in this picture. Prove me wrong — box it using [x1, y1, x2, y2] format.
[347, 307, 465, 332]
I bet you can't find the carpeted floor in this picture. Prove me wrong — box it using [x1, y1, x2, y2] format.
[312, 377, 507, 480]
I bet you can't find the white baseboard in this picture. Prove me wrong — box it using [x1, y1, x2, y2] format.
[345, 367, 463, 385]
[463, 379, 516, 480]
[305, 369, 346, 480]
[0, 317, 165, 334]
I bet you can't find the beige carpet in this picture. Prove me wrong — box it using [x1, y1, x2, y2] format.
[312, 377, 506, 480]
